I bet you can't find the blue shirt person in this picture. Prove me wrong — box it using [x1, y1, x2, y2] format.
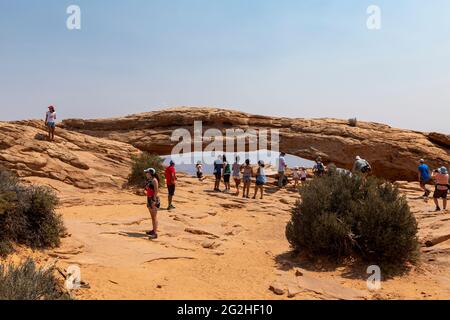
[418, 159, 431, 197]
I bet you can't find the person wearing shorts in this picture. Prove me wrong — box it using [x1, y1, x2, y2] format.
[232, 157, 242, 196]
[45, 106, 57, 141]
[418, 159, 431, 197]
[144, 168, 160, 240]
[253, 161, 267, 200]
[300, 167, 307, 184]
[165, 161, 177, 210]
[222, 155, 231, 192]
[432, 167, 449, 212]
[242, 159, 253, 199]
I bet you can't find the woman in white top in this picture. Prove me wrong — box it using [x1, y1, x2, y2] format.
[253, 161, 267, 200]
[232, 156, 242, 196]
[45, 105, 57, 141]
[300, 167, 308, 184]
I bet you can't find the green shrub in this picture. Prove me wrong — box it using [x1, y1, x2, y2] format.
[0, 167, 65, 255]
[14, 186, 64, 248]
[128, 152, 165, 187]
[286, 171, 419, 266]
[0, 258, 70, 300]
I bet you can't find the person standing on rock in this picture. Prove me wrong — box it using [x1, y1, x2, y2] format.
[44, 105, 57, 141]
[432, 167, 449, 212]
[242, 159, 253, 198]
[144, 168, 160, 240]
[418, 159, 431, 198]
[165, 160, 177, 210]
[253, 161, 267, 200]
[278, 152, 287, 187]
[232, 156, 242, 196]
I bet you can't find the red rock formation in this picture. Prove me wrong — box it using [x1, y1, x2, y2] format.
[61, 107, 450, 181]
[0, 120, 139, 189]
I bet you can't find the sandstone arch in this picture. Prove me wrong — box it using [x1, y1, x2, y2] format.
[62, 107, 450, 181]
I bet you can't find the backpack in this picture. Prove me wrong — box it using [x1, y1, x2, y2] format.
[316, 162, 325, 173]
[224, 163, 231, 175]
[361, 161, 372, 173]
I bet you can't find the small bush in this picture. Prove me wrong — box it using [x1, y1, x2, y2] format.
[286, 172, 419, 266]
[0, 258, 70, 300]
[128, 152, 165, 187]
[348, 118, 358, 127]
[0, 167, 65, 255]
[15, 186, 64, 248]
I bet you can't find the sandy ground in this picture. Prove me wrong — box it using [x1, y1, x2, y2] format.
[6, 175, 450, 300]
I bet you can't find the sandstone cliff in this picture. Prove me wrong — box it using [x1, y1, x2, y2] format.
[0, 120, 139, 189]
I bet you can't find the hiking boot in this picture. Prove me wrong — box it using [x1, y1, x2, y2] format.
[167, 204, 175, 210]
[146, 230, 155, 236]
[435, 207, 441, 212]
[149, 233, 158, 240]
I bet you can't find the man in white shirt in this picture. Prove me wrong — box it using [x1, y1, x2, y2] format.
[45, 105, 57, 141]
[278, 152, 287, 187]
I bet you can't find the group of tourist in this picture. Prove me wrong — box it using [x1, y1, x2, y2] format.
[140, 153, 450, 241]
[41, 106, 449, 242]
[206, 155, 268, 199]
[418, 159, 449, 212]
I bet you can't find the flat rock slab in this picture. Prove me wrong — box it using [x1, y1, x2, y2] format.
[270, 273, 368, 300]
[295, 275, 368, 300]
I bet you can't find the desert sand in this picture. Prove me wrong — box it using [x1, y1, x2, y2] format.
[4, 175, 450, 300]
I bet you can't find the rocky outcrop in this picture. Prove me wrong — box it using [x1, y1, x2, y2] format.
[428, 132, 450, 148]
[0, 120, 139, 189]
[62, 107, 450, 181]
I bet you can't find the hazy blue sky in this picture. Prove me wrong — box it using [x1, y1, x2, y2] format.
[1, 0, 449, 133]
